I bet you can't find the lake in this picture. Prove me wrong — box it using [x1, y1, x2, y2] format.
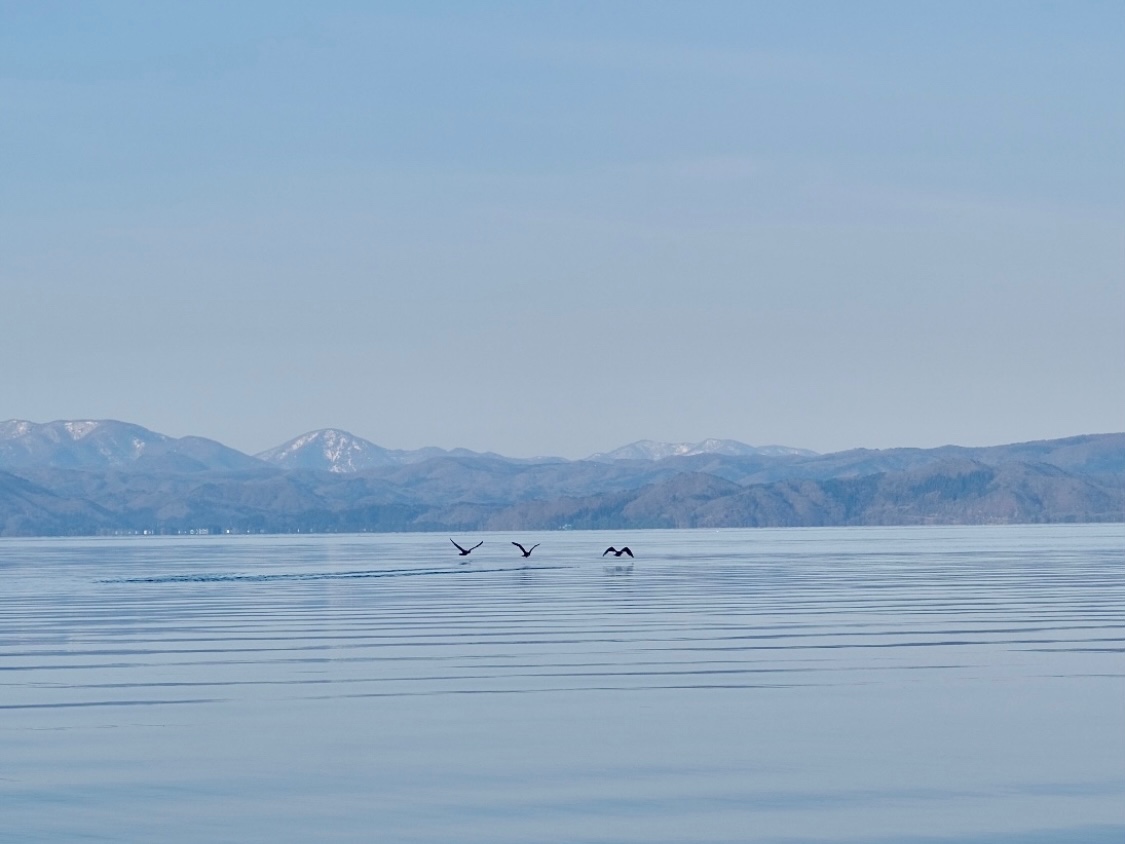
[1, 525, 1122, 843]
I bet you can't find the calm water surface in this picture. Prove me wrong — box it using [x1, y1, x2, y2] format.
[1, 525, 1122, 843]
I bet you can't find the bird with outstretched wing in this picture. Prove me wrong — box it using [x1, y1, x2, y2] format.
[451, 538, 483, 556]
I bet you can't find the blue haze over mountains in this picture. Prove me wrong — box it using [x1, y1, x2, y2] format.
[0, 419, 1121, 536]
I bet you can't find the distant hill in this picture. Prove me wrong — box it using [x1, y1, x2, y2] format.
[0, 420, 1121, 535]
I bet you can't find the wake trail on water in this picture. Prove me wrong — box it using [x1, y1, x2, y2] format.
[104, 565, 572, 584]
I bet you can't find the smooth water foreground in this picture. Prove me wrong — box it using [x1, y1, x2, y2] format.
[1, 525, 1122, 844]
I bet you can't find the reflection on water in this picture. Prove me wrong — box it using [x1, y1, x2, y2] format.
[1, 525, 1122, 843]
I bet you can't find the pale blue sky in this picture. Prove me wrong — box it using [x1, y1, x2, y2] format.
[3, 1, 1122, 457]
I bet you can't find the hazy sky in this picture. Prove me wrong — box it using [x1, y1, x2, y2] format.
[3, 1, 1122, 458]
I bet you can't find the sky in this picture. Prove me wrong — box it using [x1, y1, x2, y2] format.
[2, 1, 1122, 459]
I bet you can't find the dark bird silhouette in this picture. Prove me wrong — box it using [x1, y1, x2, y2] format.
[511, 542, 539, 558]
[451, 538, 483, 556]
[602, 546, 634, 558]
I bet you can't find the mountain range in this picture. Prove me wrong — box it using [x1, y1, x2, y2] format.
[0, 420, 813, 474]
[0, 419, 1121, 536]
[586, 439, 817, 462]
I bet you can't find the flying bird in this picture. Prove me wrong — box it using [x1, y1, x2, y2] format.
[511, 542, 539, 558]
[451, 538, 483, 556]
[602, 546, 634, 558]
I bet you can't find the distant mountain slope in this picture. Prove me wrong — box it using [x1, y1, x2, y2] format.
[588, 438, 817, 461]
[971, 433, 1125, 476]
[475, 458, 1125, 530]
[0, 420, 263, 473]
[739, 433, 1125, 484]
[688, 458, 1125, 528]
[0, 469, 113, 535]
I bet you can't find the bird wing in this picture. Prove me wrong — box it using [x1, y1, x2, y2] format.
[470, 541, 483, 551]
[451, 538, 466, 552]
[621, 547, 633, 557]
[512, 542, 527, 553]
[603, 547, 616, 556]
[529, 544, 539, 553]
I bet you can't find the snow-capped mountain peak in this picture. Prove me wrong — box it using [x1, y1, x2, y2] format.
[586, 438, 817, 462]
[64, 420, 101, 440]
[254, 429, 396, 473]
